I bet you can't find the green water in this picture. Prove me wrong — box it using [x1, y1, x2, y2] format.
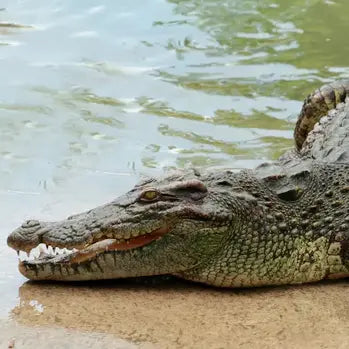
[0, 0, 348, 344]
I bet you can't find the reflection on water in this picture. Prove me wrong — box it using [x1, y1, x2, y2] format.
[1, 0, 349, 347]
[0, 320, 140, 349]
[7, 280, 349, 348]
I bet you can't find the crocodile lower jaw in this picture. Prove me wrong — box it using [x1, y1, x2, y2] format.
[17, 226, 170, 266]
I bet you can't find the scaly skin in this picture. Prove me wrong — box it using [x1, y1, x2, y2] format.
[294, 79, 349, 150]
[7, 80, 349, 287]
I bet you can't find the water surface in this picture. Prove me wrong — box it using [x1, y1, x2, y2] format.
[1, 0, 349, 347]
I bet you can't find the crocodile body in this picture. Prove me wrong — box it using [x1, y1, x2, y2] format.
[7, 80, 349, 287]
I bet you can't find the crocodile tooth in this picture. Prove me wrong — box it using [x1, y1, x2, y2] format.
[38, 243, 47, 254]
[32, 248, 40, 259]
[28, 251, 34, 261]
[64, 248, 74, 255]
[19, 251, 27, 261]
[38, 244, 48, 258]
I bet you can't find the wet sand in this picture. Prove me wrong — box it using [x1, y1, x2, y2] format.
[2, 278, 349, 348]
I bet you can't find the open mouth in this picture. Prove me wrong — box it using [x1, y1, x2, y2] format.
[17, 226, 170, 266]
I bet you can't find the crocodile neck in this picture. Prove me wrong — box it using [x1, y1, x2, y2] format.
[179, 162, 349, 287]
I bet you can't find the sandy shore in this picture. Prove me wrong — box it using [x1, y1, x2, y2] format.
[1, 278, 349, 349]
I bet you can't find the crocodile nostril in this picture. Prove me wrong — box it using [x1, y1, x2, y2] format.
[21, 220, 41, 229]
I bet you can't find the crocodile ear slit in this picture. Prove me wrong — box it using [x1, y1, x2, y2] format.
[276, 187, 303, 202]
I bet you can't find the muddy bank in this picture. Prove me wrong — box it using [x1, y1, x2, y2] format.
[4, 279, 349, 348]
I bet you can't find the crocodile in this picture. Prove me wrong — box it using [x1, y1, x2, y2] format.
[7, 80, 349, 287]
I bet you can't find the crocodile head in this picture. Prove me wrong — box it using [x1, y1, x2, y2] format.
[7, 169, 233, 281]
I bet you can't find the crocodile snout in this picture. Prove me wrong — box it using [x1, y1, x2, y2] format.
[7, 220, 44, 252]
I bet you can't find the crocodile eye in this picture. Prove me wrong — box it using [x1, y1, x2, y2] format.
[139, 189, 160, 202]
